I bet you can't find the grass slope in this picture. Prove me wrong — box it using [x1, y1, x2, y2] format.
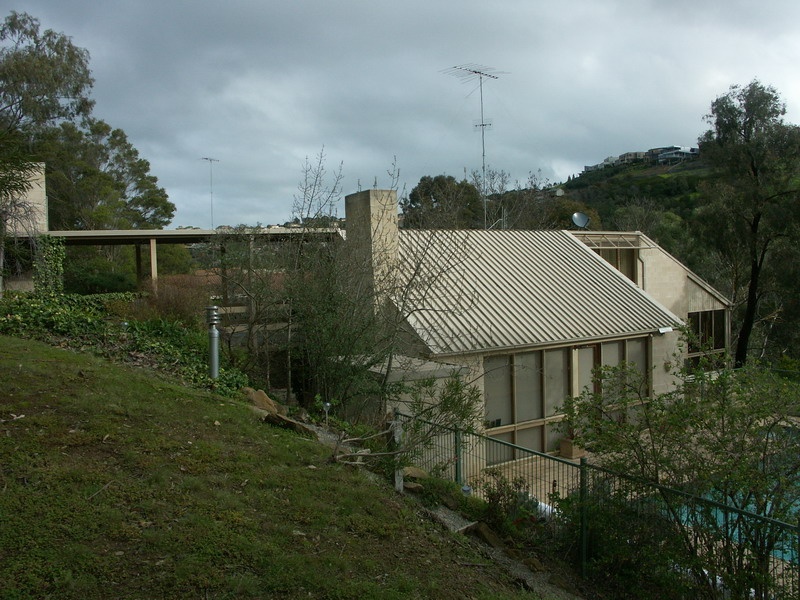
[0, 336, 535, 599]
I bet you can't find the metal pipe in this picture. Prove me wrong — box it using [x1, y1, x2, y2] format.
[206, 306, 220, 379]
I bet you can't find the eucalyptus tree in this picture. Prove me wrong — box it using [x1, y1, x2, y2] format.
[35, 118, 173, 231]
[1, 11, 176, 292]
[400, 174, 482, 229]
[696, 80, 800, 366]
[0, 11, 94, 293]
[0, 11, 93, 135]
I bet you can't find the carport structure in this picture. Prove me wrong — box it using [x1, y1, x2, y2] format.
[37, 227, 342, 292]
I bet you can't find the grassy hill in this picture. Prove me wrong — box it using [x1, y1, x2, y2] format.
[562, 159, 710, 226]
[0, 335, 561, 599]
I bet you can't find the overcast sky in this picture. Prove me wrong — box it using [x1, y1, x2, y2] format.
[12, 1, 800, 229]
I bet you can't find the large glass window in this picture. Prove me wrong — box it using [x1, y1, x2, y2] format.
[687, 309, 727, 369]
[597, 248, 638, 283]
[544, 349, 569, 417]
[577, 346, 597, 394]
[688, 309, 726, 351]
[484, 337, 650, 456]
[601, 341, 624, 367]
[484, 355, 511, 427]
[627, 338, 648, 373]
[515, 352, 542, 421]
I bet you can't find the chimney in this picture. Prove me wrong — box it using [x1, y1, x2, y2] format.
[344, 189, 399, 292]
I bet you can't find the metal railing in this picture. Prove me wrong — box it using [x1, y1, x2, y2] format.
[397, 413, 800, 598]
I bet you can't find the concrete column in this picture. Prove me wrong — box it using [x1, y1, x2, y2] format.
[149, 238, 158, 293]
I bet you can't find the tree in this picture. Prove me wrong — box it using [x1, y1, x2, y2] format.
[0, 11, 94, 294]
[34, 119, 174, 230]
[212, 152, 483, 440]
[563, 360, 800, 598]
[0, 11, 93, 134]
[400, 175, 482, 229]
[697, 80, 800, 366]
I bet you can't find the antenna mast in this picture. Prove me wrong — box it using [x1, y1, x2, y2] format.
[200, 157, 219, 229]
[443, 64, 506, 228]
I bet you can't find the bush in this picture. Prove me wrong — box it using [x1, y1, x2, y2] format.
[552, 480, 690, 599]
[478, 468, 542, 536]
[136, 275, 214, 326]
[0, 292, 248, 397]
[0, 292, 118, 339]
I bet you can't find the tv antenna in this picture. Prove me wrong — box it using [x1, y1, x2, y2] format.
[443, 64, 507, 228]
[200, 157, 219, 229]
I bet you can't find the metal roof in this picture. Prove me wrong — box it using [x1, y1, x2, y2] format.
[395, 229, 680, 357]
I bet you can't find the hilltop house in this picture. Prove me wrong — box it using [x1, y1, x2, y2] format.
[345, 189, 730, 457]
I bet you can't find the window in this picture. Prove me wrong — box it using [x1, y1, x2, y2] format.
[687, 309, 727, 369]
[597, 248, 638, 283]
[484, 355, 511, 428]
[483, 336, 650, 457]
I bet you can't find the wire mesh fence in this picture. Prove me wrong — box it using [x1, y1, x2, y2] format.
[397, 413, 800, 598]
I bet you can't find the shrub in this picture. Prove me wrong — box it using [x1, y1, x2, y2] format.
[140, 275, 214, 326]
[552, 480, 690, 599]
[0, 292, 110, 338]
[478, 468, 541, 535]
[0, 292, 248, 398]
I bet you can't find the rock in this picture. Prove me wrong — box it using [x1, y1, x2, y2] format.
[243, 387, 287, 416]
[465, 522, 504, 549]
[426, 506, 476, 534]
[442, 494, 461, 511]
[262, 412, 317, 438]
[505, 548, 524, 561]
[523, 556, 546, 572]
[402, 466, 429, 480]
[403, 481, 424, 493]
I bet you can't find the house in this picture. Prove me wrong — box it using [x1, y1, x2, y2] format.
[345, 189, 730, 458]
[657, 146, 699, 164]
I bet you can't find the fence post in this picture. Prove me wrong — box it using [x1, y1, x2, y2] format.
[579, 456, 588, 579]
[454, 427, 463, 486]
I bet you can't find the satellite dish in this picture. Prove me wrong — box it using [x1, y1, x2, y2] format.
[571, 211, 590, 229]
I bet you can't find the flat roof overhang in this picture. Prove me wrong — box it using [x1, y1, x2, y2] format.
[35, 227, 343, 246]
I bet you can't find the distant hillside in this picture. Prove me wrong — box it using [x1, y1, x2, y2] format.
[563, 159, 712, 229]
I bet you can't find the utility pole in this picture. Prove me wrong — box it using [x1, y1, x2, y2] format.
[443, 64, 506, 228]
[200, 157, 219, 229]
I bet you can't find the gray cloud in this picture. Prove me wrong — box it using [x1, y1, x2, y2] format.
[13, 0, 800, 228]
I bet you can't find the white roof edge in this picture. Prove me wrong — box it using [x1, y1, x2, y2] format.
[430, 327, 682, 360]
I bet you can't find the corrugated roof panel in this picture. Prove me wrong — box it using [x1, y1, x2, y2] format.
[395, 229, 680, 356]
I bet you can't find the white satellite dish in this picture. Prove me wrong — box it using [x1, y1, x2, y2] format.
[571, 211, 590, 229]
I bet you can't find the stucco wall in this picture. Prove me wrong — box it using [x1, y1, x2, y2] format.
[9, 163, 48, 236]
[639, 245, 727, 319]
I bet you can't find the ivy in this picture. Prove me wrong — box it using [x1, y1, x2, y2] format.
[33, 235, 65, 295]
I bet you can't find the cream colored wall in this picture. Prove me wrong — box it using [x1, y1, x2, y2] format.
[638, 245, 727, 318]
[9, 163, 48, 236]
[650, 330, 682, 395]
